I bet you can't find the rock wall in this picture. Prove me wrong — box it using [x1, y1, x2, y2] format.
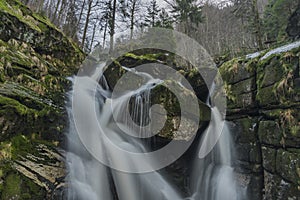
[103, 51, 212, 141]
[0, 0, 84, 199]
[219, 43, 300, 199]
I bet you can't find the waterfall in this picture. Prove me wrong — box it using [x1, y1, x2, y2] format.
[66, 62, 245, 200]
[188, 108, 241, 200]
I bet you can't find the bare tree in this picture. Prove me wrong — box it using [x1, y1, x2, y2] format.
[81, 0, 94, 48]
[109, 0, 117, 52]
[127, 0, 142, 39]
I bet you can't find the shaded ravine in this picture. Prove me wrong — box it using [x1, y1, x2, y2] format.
[66, 62, 245, 200]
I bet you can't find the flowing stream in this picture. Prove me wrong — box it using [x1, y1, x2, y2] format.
[66, 62, 244, 200]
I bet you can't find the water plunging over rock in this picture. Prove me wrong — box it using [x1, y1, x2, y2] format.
[66, 59, 244, 199]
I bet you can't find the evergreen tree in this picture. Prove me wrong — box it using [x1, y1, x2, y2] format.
[169, 0, 203, 35]
[145, 0, 161, 27]
[156, 8, 174, 29]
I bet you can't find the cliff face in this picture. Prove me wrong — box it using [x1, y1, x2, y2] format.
[0, 0, 84, 199]
[219, 42, 300, 199]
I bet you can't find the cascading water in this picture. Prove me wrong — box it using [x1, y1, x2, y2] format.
[188, 108, 242, 200]
[66, 61, 245, 200]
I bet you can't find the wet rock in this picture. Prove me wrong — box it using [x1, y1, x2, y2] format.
[231, 117, 258, 144]
[263, 171, 300, 200]
[256, 85, 279, 107]
[103, 50, 212, 140]
[261, 146, 276, 173]
[219, 58, 255, 84]
[0, 0, 84, 199]
[220, 42, 300, 199]
[246, 174, 264, 200]
[276, 149, 300, 185]
[258, 121, 283, 146]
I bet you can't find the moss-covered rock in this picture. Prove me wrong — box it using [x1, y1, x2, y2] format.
[0, 135, 65, 199]
[0, 0, 84, 198]
[220, 42, 300, 199]
[219, 58, 256, 84]
[258, 121, 283, 146]
[231, 117, 258, 144]
[276, 149, 300, 185]
[0, 0, 84, 73]
[150, 81, 210, 140]
[261, 146, 277, 173]
[260, 109, 300, 148]
[264, 170, 300, 200]
[256, 51, 300, 108]
[103, 49, 211, 140]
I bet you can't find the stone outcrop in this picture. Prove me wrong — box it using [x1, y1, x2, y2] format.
[219, 43, 300, 199]
[0, 0, 84, 199]
[103, 51, 212, 141]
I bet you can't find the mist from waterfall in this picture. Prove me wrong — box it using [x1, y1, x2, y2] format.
[66, 62, 245, 200]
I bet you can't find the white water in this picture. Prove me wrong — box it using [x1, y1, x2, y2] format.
[66, 63, 244, 200]
[188, 108, 241, 200]
[260, 40, 300, 60]
[245, 40, 300, 60]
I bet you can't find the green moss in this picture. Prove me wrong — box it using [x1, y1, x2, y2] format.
[0, 142, 12, 160]
[0, 165, 45, 200]
[0, 40, 8, 47]
[0, 0, 41, 32]
[32, 13, 58, 32]
[0, 92, 56, 124]
[124, 53, 160, 61]
[1, 173, 21, 200]
[219, 58, 241, 75]
[11, 134, 34, 159]
[21, 176, 45, 199]
[262, 109, 282, 118]
[0, 95, 29, 116]
[256, 55, 280, 88]
[224, 82, 236, 102]
[256, 85, 278, 105]
[245, 58, 258, 73]
[290, 125, 300, 136]
[257, 54, 279, 70]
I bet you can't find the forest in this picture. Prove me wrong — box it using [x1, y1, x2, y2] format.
[21, 0, 300, 57]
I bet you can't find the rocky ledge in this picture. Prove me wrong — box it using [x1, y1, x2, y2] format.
[0, 0, 84, 199]
[219, 42, 300, 199]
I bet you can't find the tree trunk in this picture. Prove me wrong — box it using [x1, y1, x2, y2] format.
[82, 0, 93, 48]
[109, 0, 117, 53]
[252, 0, 263, 50]
[52, 0, 61, 23]
[72, 0, 86, 40]
[36, 0, 44, 13]
[103, 19, 108, 48]
[130, 0, 136, 40]
[90, 24, 97, 51]
[57, 0, 67, 26]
